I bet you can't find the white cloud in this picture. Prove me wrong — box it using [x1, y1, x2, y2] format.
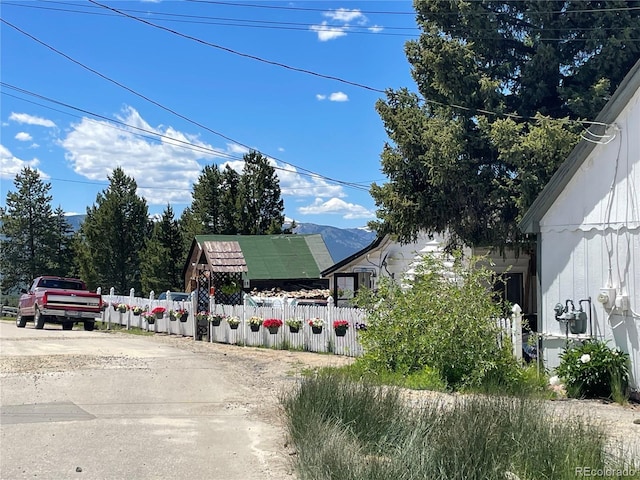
[317, 92, 348, 102]
[279, 167, 346, 199]
[0, 144, 45, 180]
[368, 25, 383, 33]
[278, 147, 285, 152]
[310, 22, 348, 41]
[60, 106, 226, 206]
[298, 197, 374, 219]
[323, 8, 364, 23]
[226, 143, 250, 155]
[15, 132, 33, 142]
[329, 92, 349, 102]
[9, 112, 56, 128]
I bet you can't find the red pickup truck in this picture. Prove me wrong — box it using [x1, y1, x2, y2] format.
[17, 276, 103, 331]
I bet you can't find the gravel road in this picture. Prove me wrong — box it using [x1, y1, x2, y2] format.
[2, 322, 639, 478]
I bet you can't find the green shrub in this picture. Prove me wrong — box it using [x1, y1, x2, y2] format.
[556, 339, 629, 400]
[354, 252, 519, 390]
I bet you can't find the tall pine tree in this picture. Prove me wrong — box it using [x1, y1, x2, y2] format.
[238, 151, 284, 235]
[78, 168, 149, 294]
[140, 205, 185, 295]
[0, 167, 60, 290]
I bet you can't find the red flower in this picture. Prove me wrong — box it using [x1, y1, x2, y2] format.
[333, 320, 349, 329]
[151, 306, 166, 315]
[263, 318, 283, 328]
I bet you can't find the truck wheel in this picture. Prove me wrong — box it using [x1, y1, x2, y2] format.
[16, 314, 27, 328]
[62, 322, 73, 331]
[83, 321, 95, 331]
[33, 308, 45, 329]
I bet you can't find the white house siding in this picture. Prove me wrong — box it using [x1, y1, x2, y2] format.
[538, 87, 640, 390]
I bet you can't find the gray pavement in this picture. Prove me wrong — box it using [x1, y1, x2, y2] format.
[0, 322, 291, 480]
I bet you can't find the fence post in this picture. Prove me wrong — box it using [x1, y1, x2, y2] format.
[165, 290, 171, 336]
[148, 291, 155, 333]
[511, 303, 523, 362]
[108, 287, 115, 330]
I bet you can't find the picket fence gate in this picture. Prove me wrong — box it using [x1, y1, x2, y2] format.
[99, 288, 522, 361]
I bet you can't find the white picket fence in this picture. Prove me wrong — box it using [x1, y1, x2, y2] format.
[99, 288, 522, 361]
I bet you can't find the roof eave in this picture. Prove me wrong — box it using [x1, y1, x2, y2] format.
[519, 59, 640, 234]
[321, 235, 386, 276]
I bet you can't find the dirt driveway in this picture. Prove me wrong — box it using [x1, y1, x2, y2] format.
[2, 323, 639, 479]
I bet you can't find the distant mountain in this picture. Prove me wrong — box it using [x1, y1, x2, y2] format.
[293, 223, 376, 263]
[64, 215, 376, 264]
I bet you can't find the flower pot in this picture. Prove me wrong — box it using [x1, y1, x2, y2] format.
[169, 314, 177, 321]
[133, 311, 141, 316]
[179, 313, 188, 323]
[154, 312, 163, 320]
[229, 323, 240, 330]
[288, 326, 300, 334]
[147, 318, 156, 325]
[250, 324, 260, 332]
[211, 319, 222, 327]
[312, 326, 323, 334]
[334, 327, 347, 337]
[268, 326, 280, 335]
[197, 319, 208, 328]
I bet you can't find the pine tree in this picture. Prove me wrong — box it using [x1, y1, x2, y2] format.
[0, 167, 57, 290]
[48, 206, 76, 277]
[141, 205, 184, 295]
[371, 0, 640, 249]
[219, 165, 241, 234]
[79, 168, 149, 294]
[191, 165, 224, 234]
[238, 151, 285, 235]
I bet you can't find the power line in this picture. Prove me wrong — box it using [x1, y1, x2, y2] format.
[1, 82, 373, 192]
[9, 1, 638, 35]
[86, 0, 386, 94]
[0, 18, 375, 188]
[2, 11, 613, 139]
[188, 0, 640, 15]
[2, 1, 419, 37]
[75, 2, 625, 126]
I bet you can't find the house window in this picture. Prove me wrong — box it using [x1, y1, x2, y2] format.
[334, 273, 358, 307]
[493, 272, 523, 310]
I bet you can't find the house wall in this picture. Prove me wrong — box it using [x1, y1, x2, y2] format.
[538, 87, 640, 390]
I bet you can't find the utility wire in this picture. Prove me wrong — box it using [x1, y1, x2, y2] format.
[1, 82, 373, 192]
[0, 17, 376, 192]
[186, 0, 640, 15]
[3, 2, 419, 37]
[79, 2, 618, 126]
[86, 0, 386, 94]
[2, 5, 614, 147]
[9, 2, 639, 35]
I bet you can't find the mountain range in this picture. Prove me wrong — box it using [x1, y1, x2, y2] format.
[65, 215, 376, 263]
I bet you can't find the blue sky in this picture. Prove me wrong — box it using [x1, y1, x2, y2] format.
[1, 0, 419, 229]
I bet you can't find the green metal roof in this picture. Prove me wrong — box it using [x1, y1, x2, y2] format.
[194, 234, 333, 280]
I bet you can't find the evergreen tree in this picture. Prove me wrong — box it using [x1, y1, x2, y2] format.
[141, 205, 184, 295]
[238, 151, 285, 234]
[49, 206, 76, 277]
[0, 167, 56, 290]
[179, 206, 203, 255]
[219, 165, 241, 234]
[191, 165, 224, 234]
[371, 0, 640, 249]
[79, 168, 149, 294]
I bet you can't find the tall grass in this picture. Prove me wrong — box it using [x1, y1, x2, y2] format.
[281, 372, 639, 480]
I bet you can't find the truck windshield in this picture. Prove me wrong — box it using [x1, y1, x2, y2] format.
[38, 279, 84, 290]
